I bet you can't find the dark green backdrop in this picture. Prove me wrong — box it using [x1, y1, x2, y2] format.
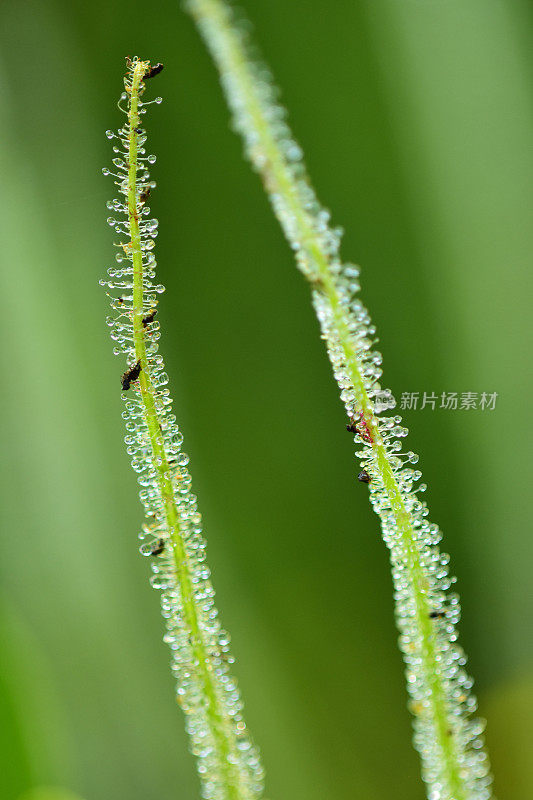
[0, 1, 532, 799]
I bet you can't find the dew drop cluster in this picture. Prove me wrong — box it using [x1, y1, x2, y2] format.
[187, 4, 494, 797]
[102, 56, 263, 800]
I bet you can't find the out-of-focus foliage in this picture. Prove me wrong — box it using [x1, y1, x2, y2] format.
[18, 789, 86, 800]
[0, 1, 531, 799]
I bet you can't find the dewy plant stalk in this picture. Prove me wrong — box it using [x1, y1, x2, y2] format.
[184, 2, 494, 798]
[101, 57, 264, 800]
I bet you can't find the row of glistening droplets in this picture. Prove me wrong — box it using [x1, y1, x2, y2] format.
[189, 9, 493, 799]
[101, 58, 264, 800]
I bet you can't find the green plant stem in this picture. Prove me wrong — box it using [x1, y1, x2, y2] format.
[127, 61, 245, 800]
[184, 2, 490, 797]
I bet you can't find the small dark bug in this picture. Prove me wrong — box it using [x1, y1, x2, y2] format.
[144, 63, 164, 79]
[357, 470, 371, 484]
[134, 126, 143, 134]
[121, 359, 142, 390]
[346, 412, 373, 443]
[142, 310, 157, 327]
[429, 611, 446, 619]
[139, 186, 151, 203]
[149, 538, 165, 556]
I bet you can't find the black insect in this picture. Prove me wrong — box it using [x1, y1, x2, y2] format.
[429, 611, 446, 619]
[144, 63, 164, 79]
[139, 186, 151, 203]
[149, 538, 165, 556]
[134, 126, 143, 134]
[357, 470, 371, 484]
[121, 359, 142, 390]
[142, 310, 157, 327]
[346, 412, 373, 443]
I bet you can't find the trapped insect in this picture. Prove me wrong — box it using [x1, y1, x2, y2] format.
[142, 310, 157, 327]
[139, 185, 151, 203]
[346, 413, 373, 443]
[144, 62, 164, 79]
[149, 538, 165, 556]
[121, 359, 142, 390]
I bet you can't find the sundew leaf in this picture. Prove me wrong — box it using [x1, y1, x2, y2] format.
[184, 2, 494, 798]
[102, 58, 264, 800]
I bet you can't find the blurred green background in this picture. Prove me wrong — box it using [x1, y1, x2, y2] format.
[0, 1, 531, 798]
